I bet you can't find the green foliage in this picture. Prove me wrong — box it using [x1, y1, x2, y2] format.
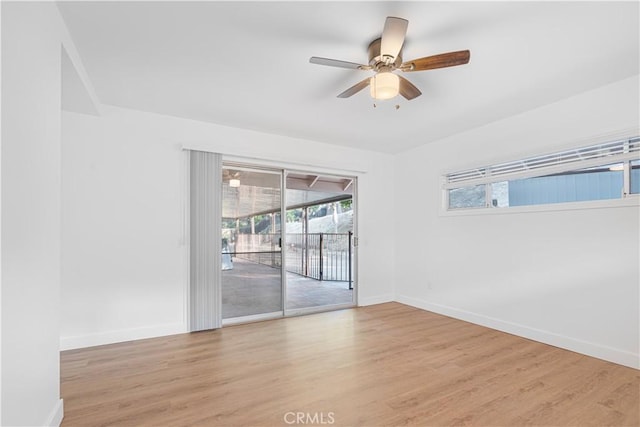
[287, 208, 302, 223]
[340, 199, 352, 211]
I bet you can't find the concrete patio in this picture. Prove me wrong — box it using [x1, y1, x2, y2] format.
[222, 257, 353, 319]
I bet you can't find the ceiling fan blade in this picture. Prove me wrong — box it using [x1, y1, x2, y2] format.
[398, 76, 421, 100]
[402, 50, 470, 72]
[309, 57, 370, 70]
[337, 78, 371, 98]
[380, 17, 408, 60]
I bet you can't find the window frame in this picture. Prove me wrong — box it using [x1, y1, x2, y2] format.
[441, 133, 640, 215]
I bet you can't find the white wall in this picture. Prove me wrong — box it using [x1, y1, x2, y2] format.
[61, 106, 395, 349]
[1, 3, 66, 425]
[394, 75, 640, 368]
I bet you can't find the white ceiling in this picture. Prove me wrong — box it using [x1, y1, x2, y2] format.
[57, 1, 639, 154]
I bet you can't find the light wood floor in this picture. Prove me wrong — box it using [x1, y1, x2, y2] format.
[60, 303, 639, 426]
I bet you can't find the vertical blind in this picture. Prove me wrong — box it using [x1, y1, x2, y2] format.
[189, 150, 222, 331]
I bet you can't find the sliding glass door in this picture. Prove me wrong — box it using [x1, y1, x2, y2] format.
[284, 172, 356, 313]
[220, 163, 356, 324]
[221, 166, 283, 322]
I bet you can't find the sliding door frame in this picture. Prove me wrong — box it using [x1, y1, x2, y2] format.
[221, 162, 286, 326]
[282, 168, 357, 318]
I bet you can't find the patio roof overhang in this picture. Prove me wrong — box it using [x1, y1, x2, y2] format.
[222, 169, 354, 220]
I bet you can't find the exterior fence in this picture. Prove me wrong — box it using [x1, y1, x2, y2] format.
[230, 232, 353, 288]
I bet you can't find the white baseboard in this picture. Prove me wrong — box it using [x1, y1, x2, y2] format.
[395, 294, 640, 370]
[45, 399, 64, 427]
[358, 293, 394, 307]
[60, 322, 187, 350]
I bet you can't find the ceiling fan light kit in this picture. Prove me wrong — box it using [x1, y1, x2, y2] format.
[370, 71, 399, 100]
[310, 16, 470, 102]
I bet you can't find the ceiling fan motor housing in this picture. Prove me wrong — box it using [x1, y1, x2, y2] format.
[368, 38, 403, 70]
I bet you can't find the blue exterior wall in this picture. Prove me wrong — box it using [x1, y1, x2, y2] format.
[509, 170, 625, 206]
[631, 168, 640, 194]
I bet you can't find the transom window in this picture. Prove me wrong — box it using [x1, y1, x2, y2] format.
[444, 136, 640, 210]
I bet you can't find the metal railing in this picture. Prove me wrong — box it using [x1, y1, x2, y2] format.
[232, 234, 282, 267]
[230, 232, 353, 289]
[285, 232, 353, 288]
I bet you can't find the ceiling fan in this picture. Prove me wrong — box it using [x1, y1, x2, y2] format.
[309, 16, 470, 101]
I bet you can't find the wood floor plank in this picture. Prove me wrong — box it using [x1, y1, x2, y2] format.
[61, 303, 639, 426]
